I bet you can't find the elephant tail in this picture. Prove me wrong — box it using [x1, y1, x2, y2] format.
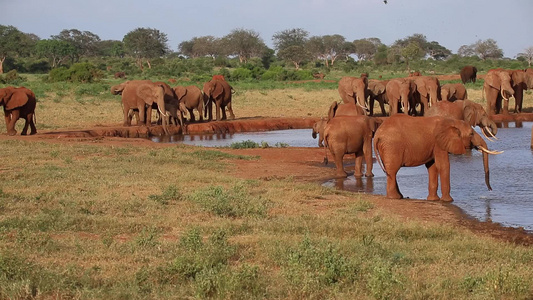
[373, 137, 387, 175]
[323, 133, 329, 165]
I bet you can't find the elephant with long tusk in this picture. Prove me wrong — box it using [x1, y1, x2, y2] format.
[425, 99, 499, 145]
[374, 115, 503, 202]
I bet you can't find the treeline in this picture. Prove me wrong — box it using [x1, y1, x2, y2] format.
[1, 25, 532, 82]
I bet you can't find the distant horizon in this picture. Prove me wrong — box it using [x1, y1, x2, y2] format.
[2, 0, 532, 58]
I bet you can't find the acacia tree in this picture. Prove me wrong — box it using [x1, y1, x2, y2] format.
[518, 46, 533, 66]
[473, 39, 503, 60]
[353, 38, 383, 61]
[178, 36, 221, 59]
[52, 29, 101, 61]
[123, 27, 169, 70]
[34, 39, 76, 68]
[0, 25, 29, 74]
[223, 28, 266, 63]
[272, 28, 310, 70]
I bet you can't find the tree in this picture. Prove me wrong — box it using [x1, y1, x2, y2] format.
[35, 39, 77, 68]
[178, 36, 221, 59]
[472, 39, 503, 60]
[457, 44, 475, 57]
[98, 40, 125, 57]
[353, 38, 383, 61]
[517, 46, 533, 66]
[52, 29, 101, 60]
[123, 27, 169, 70]
[223, 28, 266, 63]
[425, 41, 451, 60]
[400, 42, 423, 72]
[0, 25, 28, 74]
[306, 36, 328, 66]
[272, 28, 310, 69]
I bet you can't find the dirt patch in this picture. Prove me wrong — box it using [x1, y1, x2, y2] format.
[3, 115, 533, 246]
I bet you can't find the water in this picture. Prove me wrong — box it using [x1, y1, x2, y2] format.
[152, 123, 533, 232]
[150, 129, 318, 148]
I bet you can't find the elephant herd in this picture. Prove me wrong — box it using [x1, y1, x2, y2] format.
[313, 67, 533, 201]
[110, 76, 235, 134]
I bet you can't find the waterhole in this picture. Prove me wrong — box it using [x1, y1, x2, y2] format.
[151, 122, 533, 232]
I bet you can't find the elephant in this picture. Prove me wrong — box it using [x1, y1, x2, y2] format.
[212, 74, 226, 81]
[483, 69, 515, 115]
[374, 114, 501, 201]
[367, 79, 389, 116]
[385, 78, 415, 115]
[110, 80, 169, 132]
[327, 101, 365, 121]
[506, 68, 533, 113]
[425, 99, 498, 142]
[460, 66, 477, 84]
[323, 115, 382, 178]
[338, 75, 369, 113]
[202, 79, 235, 121]
[0, 86, 37, 135]
[173, 85, 204, 122]
[440, 83, 468, 102]
[311, 118, 327, 147]
[412, 76, 441, 116]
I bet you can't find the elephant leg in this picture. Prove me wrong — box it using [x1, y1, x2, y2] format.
[21, 114, 30, 135]
[363, 139, 374, 177]
[138, 105, 147, 126]
[7, 110, 19, 135]
[123, 106, 132, 126]
[354, 153, 364, 178]
[145, 105, 152, 126]
[221, 104, 227, 120]
[426, 161, 440, 201]
[188, 108, 195, 122]
[378, 96, 387, 116]
[29, 113, 37, 135]
[226, 101, 235, 120]
[368, 97, 375, 116]
[437, 157, 453, 202]
[385, 170, 403, 199]
[331, 150, 348, 178]
[514, 86, 524, 113]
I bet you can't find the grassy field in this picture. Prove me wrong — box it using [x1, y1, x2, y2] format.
[0, 75, 532, 299]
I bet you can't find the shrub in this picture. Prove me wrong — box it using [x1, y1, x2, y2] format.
[47, 63, 102, 83]
[230, 68, 253, 81]
[0, 70, 26, 84]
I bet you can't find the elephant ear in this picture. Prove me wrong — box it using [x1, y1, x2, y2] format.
[211, 81, 224, 99]
[137, 84, 156, 104]
[485, 72, 501, 89]
[435, 119, 467, 155]
[415, 78, 428, 95]
[327, 101, 339, 121]
[5, 88, 30, 110]
[174, 86, 187, 100]
[463, 101, 481, 127]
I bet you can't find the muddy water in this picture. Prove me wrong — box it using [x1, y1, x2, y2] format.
[152, 123, 533, 232]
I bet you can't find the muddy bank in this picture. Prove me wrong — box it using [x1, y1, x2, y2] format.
[38, 117, 320, 138]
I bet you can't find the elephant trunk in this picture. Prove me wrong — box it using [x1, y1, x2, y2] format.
[471, 133, 504, 191]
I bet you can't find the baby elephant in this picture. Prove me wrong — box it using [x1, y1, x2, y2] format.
[323, 115, 382, 178]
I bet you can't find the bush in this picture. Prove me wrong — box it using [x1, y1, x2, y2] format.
[0, 70, 26, 84]
[230, 68, 253, 81]
[47, 63, 102, 83]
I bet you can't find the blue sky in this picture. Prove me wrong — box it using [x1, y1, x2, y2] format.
[2, 0, 532, 58]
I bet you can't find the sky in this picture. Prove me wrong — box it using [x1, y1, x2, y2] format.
[2, 0, 532, 58]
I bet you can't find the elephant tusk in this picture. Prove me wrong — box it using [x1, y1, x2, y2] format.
[481, 128, 496, 142]
[483, 126, 498, 140]
[158, 106, 168, 117]
[477, 146, 504, 155]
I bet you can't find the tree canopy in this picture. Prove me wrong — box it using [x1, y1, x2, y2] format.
[123, 27, 169, 69]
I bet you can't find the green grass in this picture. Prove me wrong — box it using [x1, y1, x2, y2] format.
[0, 75, 532, 299]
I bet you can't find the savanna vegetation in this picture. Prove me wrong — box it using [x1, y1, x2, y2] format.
[0, 24, 532, 299]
